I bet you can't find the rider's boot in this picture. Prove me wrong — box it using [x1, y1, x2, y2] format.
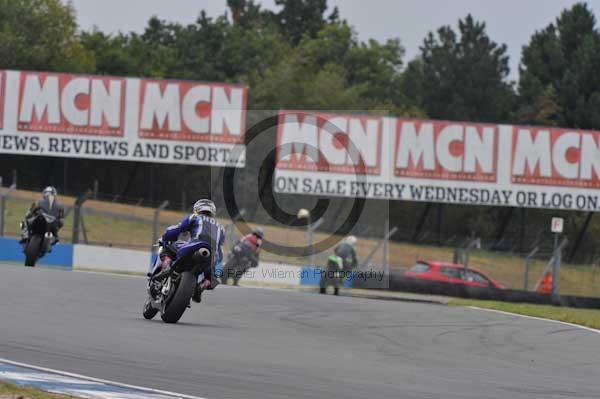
[192, 279, 213, 303]
[192, 284, 202, 303]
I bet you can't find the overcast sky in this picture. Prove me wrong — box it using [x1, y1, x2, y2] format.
[70, 0, 600, 81]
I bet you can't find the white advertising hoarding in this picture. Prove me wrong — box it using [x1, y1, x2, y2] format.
[274, 111, 600, 212]
[0, 70, 247, 167]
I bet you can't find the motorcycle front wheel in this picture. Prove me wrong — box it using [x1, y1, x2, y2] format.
[24, 235, 42, 267]
[142, 297, 159, 320]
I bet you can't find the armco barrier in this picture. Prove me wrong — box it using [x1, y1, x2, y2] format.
[0, 237, 73, 268]
[73, 244, 304, 286]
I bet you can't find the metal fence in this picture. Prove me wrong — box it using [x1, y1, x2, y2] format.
[2, 189, 599, 298]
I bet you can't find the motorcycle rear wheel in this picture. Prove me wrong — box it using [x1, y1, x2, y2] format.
[24, 235, 42, 267]
[161, 271, 196, 323]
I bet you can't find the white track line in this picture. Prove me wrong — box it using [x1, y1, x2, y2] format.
[0, 358, 207, 399]
[467, 306, 600, 335]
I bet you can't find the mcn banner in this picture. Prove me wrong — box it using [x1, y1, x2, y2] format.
[274, 111, 600, 212]
[0, 70, 247, 167]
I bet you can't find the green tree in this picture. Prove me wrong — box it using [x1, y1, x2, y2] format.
[249, 22, 423, 115]
[84, 10, 287, 83]
[80, 31, 137, 76]
[274, 0, 334, 44]
[249, 52, 364, 110]
[227, 0, 274, 27]
[519, 3, 600, 128]
[0, 0, 94, 72]
[416, 14, 514, 122]
[400, 59, 425, 111]
[344, 37, 410, 113]
[228, 0, 246, 25]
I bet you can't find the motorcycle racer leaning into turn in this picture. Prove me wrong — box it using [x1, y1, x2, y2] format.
[19, 186, 65, 246]
[237, 227, 264, 268]
[149, 199, 225, 303]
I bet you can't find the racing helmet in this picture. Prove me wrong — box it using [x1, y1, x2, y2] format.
[193, 199, 216, 217]
[344, 235, 357, 246]
[42, 186, 58, 198]
[252, 227, 264, 239]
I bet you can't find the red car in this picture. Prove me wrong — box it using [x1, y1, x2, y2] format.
[404, 261, 504, 289]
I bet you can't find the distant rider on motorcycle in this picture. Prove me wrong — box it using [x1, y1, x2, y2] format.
[238, 227, 264, 268]
[150, 199, 225, 303]
[19, 186, 65, 245]
[221, 227, 263, 285]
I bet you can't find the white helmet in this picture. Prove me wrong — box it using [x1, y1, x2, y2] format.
[344, 235, 357, 246]
[193, 199, 216, 217]
[42, 186, 57, 198]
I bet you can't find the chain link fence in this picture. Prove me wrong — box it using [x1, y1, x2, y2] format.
[2, 189, 599, 298]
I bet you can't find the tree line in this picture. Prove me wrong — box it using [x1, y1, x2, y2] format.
[2, 0, 600, 261]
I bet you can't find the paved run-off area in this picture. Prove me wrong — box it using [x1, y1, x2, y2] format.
[1, 264, 599, 399]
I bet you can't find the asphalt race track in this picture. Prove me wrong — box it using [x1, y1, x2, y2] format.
[1, 263, 599, 399]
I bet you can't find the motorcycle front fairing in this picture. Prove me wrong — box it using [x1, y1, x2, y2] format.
[26, 212, 56, 234]
[23, 213, 52, 255]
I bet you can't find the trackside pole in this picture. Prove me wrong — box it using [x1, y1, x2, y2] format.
[93, 179, 99, 199]
[360, 225, 398, 272]
[552, 233, 559, 295]
[151, 200, 170, 248]
[72, 189, 92, 244]
[549, 217, 566, 297]
[523, 246, 539, 291]
[383, 218, 390, 277]
[307, 217, 324, 267]
[551, 238, 569, 297]
[461, 237, 481, 270]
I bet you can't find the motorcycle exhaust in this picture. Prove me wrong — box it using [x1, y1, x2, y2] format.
[198, 248, 211, 257]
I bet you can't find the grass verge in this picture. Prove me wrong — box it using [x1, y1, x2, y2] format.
[0, 381, 77, 398]
[450, 298, 600, 330]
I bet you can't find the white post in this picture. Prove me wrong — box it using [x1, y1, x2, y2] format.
[550, 217, 565, 297]
[297, 209, 313, 267]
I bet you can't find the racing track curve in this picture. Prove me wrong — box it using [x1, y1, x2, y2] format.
[1, 263, 599, 399]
